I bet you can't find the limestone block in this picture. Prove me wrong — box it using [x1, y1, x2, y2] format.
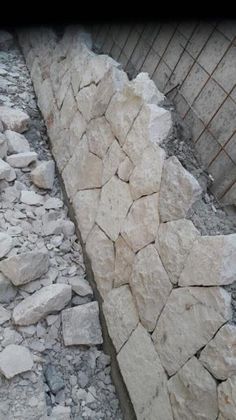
[159, 156, 202, 222]
[117, 323, 173, 420]
[73, 189, 100, 242]
[105, 85, 142, 145]
[123, 103, 171, 164]
[117, 156, 134, 182]
[20, 190, 44, 206]
[0, 232, 13, 258]
[86, 225, 114, 299]
[218, 376, 236, 420]
[114, 236, 135, 287]
[80, 53, 119, 88]
[0, 133, 7, 158]
[168, 356, 218, 420]
[152, 287, 232, 376]
[6, 151, 37, 168]
[51, 129, 71, 173]
[179, 234, 236, 286]
[0, 345, 33, 379]
[121, 193, 159, 253]
[55, 70, 71, 109]
[37, 78, 55, 121]
[31, 160, 55, 190]
[0, 106, 30, 133]
[0, 306, 11, 325]
[129, 145, 165, 200]
[130, 244, 172, 332]
[69, 110, 86, 155]
[102, 139, 126, 185]
[0, 158, 11, 180]
[76, 83, 97, 122]
[30, 57, 43, 96]
[199, 324, 236, 380]
[70, 47, 93, 95]
[156, 219, 200, 284]
[0, 273, 17, 303]
[131, 72, 165, 105]
[87, 116, 115, 159]
[60, 86, 77, 130]
[96, 176, 133, 241]
[13, 284, 72, 325]
[103, 285, 139, 352]
[5, 130, 30, 154]
[68, 277, 93, 296]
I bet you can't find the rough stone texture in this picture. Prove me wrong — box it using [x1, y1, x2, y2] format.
[6, 151, 37, 168]
[218, 375, 236, 420]
[20, 190, 44, 205]
[114, 236, 135, 288]
[68, 276, 93, 296]
[0, 345, 33, 379]
[76, 83, 97, 121]
[0, 273, 17, 303]
[87, 116, 115, 159]
[102, 139, 126, 185]
[121, 193, 159, 252]
[0, 232, 13, 258]
[199, 324, 236, 380]
[5, 129, 30, 154]
[0, 250, 49, 286]
[167, 356, 218, 420]
[117, 156, 134, 182]
[0, 106, 30, 133]
[86, 225, 114, 299]
[13, 284, 72, 325]
[31, 160, 55, 189]
[131, 72, 165, 105]
[96, 176, 133, 241]
[117, 323, 173, 420]
[179, 234, 236, 286]
[156, 219, 200, 284]
[159, 156, 202, 222]
[152, 287, 232, 376]
[131, 245, 172, 332]
[62, 302, 103, 346]
[73, 189, 100, 242]
[0, 306, 11, 324]
[129, 145, 165, 200]
[103, 285, 139, 352]
[69, 110, 86, 154]
[0, 158, 11, 180]
[0, 133, 7, 158]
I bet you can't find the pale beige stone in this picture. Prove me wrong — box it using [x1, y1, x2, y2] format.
[121, 193, 159, 253]
[168, 356, 218, 420]
[159, 156, 202, 222]
[156, 219, 200, 284]
[218, 375, 236, 420]
[130, 244, 172, 332]
[5, 130, 30, 154]
[76, 83, 97, 122]
[0, 106, 30, 133]
[60, 85, 77, 130]
[179, 234, 236, 286]
[87, 117, 115, 159]
[103, 285, 139, 352]
[102, 139, 126, 185]
[70, 45, 94, 95]
[123, 103, 171, 164]
[117, 323, 173, 420]
[37, 78, 55, 121]
[73, 189, 100, 242]
[152, 287, 232, 376]
[131, 72, 165, 105]
[105, 85, 142, 145]
[199, 324, 236, 380]
[6, 151, 37, 168]
[86, 225, 114, 299]
[129, 145, 165, 199]
[55, 71, 71, 109]
[51, 128, 71, 173]
[117, 156, 134, 182]
[114, 236, 135, 287]
[31, 160, 55, 190]
[69, 110, 86, 155]
[96, 176, 133, 241]
[80, 53, 119, 88]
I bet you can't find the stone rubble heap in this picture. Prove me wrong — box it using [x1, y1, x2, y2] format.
[0, 30, 123, 419]
[18, 26, 236, 420]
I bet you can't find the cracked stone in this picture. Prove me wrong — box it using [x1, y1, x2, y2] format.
[0, 344, 33, 378]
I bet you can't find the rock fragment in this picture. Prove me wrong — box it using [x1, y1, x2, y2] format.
[20, 190, 44, 205]
[0, 106, 30, 133]
[218, 375, 236, 420]
[6, 151, 37, 168]
[0, 158, 11, 180]
[0, 232, 13, 258]
[0, 306, 11, 324]
[5, 129, 30, 154]
[0, 344, 33, 378]
[31, 160, 55, 189]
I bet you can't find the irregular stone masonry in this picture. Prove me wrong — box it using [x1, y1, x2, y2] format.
[17, 25, 236, 420]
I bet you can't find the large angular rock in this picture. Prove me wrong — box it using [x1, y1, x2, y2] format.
[0, 345, 33, 379]
[123, 103, 171, 164]
[0, 250, 49, 286]
[86, 225, 114, 299]
[96, 176, 133, 241]
[68, 276, 93, 297]
[102, 139, 126, 185]
[117, 323, 173, 420]
[0, 273, 17, 303]
[156, 219, 200, 284]
[20, 190, 44, 205]
[168, 356, 218, 420]
[114, 236, 135, 287]
[80, 53, 119, 88]
[103, 285, 139, 352]
[129, 145, 165, 200]
[152, 287, 232, 376]
[130, 244, 172, 332]
[87, 117, 114, 159]
[73, 189, 100, 242]
[76, 83, 97, 121]
[13, 284, 72, 325]
[31, 160, 55, 189]
[0, 306, 11, 325]
[6, 151, 37, 168]
[0, 232, 13, 258]
[117, 156, 134, 182]
[69, 110, 86, 154]
[0, 106, 30, 133]
[131, 72, 165, 105]
[159, 156, 202, 222]
[0, 158, 11, 180]
[199, 324, 236, 380]
[121, 193, 159, 253]
[62, 302, 103, 346]
[179, 234, 236, 286]
[4, 130, 30, 154]
[0, 133, 7, 158]
[105, 85, 142, 145]
[60, 85, 77, 130]
[218, 375, 236, 420]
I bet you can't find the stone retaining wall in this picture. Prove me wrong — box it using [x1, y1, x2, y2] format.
[18, 26, 236, 420]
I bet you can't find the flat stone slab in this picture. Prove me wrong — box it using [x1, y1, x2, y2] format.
[6, 151, 37, 168]
[62, 301, 103, 346]
[0, 344, 33, 378]
[20, 190, 44, 205]
[13, 284, 72, 325]
[0, 232, 13, 258]
[0, 106, 30, 133]
[31, 160, 55, 189]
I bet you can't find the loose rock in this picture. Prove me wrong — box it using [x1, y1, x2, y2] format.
[6, 151, 37, 168]
[0, 344, 33, 378]
[0, 106, 30, 133]
[31, 160, 55, 189]
[5, 129, 30, 154]
[0, 232, 13, 258]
